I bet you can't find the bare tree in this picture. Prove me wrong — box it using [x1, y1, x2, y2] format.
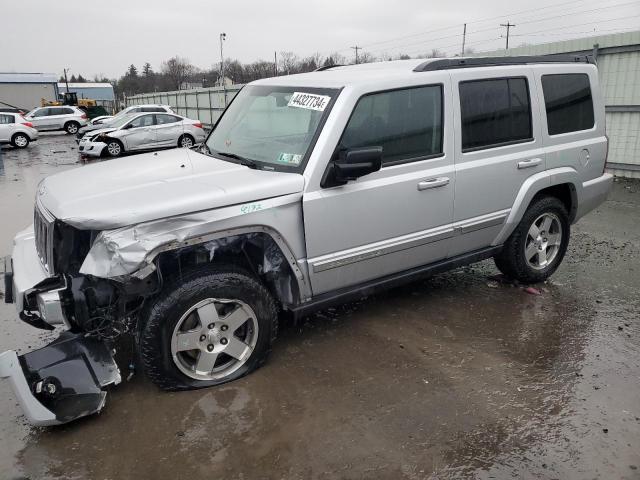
[358, 52, 376, 64]
[162, 56, 196, 90]
[278, 51, 299, 75]
[423, 49, 446, 58]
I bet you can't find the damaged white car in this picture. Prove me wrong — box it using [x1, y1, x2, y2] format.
[1, 56, 612, 425]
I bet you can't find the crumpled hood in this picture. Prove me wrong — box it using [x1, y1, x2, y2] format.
[82, 126, 116, 137]
[38, 149, 304, 229]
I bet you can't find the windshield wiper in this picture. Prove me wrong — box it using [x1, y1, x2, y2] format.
[214, 151, 259, 169]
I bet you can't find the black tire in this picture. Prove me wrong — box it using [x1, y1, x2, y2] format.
[11, 133, 30, 148]
[104, 139, 124, 157]
[494, 195, 570, 284]
[178, 134, 194, 148]
[139, 265, 278, 391]
[64, 121, 80, 134]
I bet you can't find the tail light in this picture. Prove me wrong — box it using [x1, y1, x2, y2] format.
[21, 122, 34, 128]
[193, 122, 203, 129]
[80, 114, 88, 120]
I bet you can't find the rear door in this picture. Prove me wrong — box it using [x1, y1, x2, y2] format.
[154, 114, 183, 147]
[121, 114, 157, 150]
[47, 107, 67, 129]
[0, 113, 13, 142]
[449, 68, 545, 256]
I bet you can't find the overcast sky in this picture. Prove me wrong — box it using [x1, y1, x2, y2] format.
[2, 0, 639, 79]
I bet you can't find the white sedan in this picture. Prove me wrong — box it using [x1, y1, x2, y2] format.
[78, 112, 206, 158]
[0, 112, 39, 148]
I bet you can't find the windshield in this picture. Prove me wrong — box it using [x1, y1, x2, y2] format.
[108, 114, 137, 129]
[206, 85, 339, 171]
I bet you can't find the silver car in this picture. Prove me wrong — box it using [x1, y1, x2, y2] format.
[0, 112, 39, 148]
[24, 106, 88, 134]
[1, 56, 613, 426]
[78, 104, 175, 139]
[78, 112, 206, 157]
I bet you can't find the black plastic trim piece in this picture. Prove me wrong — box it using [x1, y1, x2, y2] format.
[314, 64, 345, 71]
[414, 55, 594, 72]
[3, 256, 13, 304]
[291, 246, 502, 319]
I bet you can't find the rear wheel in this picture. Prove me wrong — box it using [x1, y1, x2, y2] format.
[140, 265, 278, 391]
[178, 134, 194, 148]
[11, 133, 29, 148]
[494, 196, 570, 283]
[105, 139, 123, 157]
[64, 121, 80, 134]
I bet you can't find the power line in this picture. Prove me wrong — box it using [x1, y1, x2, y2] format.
[342, 0, 638, 58]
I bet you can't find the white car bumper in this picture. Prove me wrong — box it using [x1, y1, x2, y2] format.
[78, 138, 107, 157]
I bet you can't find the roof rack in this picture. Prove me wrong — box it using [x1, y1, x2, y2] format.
[314, 64, 345, 72]
[413, 55, 594, 72]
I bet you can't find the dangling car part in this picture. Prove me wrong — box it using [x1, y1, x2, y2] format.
[0, 332, 120, 426]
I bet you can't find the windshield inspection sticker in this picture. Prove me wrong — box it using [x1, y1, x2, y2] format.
[277, 153, 303, 165]
[287, 92, 331, 111]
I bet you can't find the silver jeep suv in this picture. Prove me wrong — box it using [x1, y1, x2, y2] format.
[1, 56, 613, 425]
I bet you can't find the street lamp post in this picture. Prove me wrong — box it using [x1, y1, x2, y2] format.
[219, 33, 227, 107]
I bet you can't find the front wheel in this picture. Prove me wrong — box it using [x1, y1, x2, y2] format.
[494, 196, 570, 283]
[140, 266, 278, 391]
[105, 139, 123, 157]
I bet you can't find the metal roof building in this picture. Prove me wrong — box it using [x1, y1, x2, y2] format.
[57, 82, 115, 101]
[0, 72, 59, 110]
[476, 30, 640, 178]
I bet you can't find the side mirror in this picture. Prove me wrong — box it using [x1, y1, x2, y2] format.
[322, 147, 382, 188]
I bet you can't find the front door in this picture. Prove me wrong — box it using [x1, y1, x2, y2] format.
[303, 79, 455, 295]
[30, 108, 53, 130]
[121, 114, 157, 150]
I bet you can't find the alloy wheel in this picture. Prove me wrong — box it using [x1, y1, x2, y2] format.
[170, 298, 259, 381]
[525, 212, 563, 270]
[14, 135, 28, 148]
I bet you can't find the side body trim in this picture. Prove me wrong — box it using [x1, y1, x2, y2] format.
[309, 210, 509, 273]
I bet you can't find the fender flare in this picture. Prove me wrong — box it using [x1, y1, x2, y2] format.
[492, 167, 580, 246]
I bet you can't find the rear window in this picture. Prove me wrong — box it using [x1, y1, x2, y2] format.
[143, 107, 165, 112]
[459, 77, 532, 151]
[542, 74, 594, 135]
[340, 85, 444, 166]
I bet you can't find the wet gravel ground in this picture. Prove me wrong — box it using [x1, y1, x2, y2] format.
[0, 134, 638, 480]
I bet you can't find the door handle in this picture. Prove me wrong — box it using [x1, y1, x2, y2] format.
[417, 177, 450, 191]
[517, 158, 542, 169]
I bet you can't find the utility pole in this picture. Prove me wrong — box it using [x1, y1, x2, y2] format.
[274, 51, 278, 76]
[351, 45, 361, 64]
[63, 68, 70, 93]
[219, 33, 227, 106]
[461, 23, 467, 56]
[500, 22, 515, 51]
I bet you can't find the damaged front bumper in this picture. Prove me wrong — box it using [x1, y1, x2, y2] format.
[0, 332, 121, 426]
[78, 138, 106, 157]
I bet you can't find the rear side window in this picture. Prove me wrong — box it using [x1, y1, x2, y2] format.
[0, 114, 14, 124]
[340, 85, 443, 165]
[143, 107, 164, 112]
[459, 77, 532, 151]
[155, 114, 180, 125]
[63, 108, 75, 115]
[542, 74, 594, 135]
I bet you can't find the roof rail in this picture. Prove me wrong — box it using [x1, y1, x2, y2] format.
[413, 55, 594, 72]
[314, 64, 345, 72]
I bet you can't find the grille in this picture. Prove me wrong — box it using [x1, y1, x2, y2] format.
[34, 203, 55, 275]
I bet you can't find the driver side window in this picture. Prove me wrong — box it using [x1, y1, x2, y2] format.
[128, 115, 155, 129]
[340, 85, 444, 166]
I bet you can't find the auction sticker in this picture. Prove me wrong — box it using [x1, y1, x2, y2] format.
[288, 92, 331, 111]
[277, 153, 303, 165]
